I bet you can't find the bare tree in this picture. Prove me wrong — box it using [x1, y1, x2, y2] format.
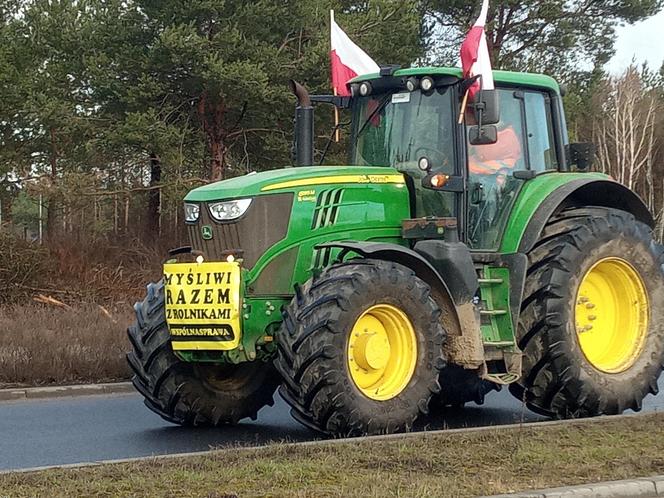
[592, 67, 660, 220]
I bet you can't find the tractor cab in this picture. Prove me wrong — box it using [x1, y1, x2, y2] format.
[306, 66, 569, 251]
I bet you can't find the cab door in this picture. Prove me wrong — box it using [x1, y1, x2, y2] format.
[466, 88, 559, 250]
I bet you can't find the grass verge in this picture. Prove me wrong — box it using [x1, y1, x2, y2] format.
[0, 304, 131, 387]
[2, 413, 664, 498]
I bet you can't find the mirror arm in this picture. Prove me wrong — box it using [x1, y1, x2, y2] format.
[310, 95, 351, 109]
[476, 75, 485, 129]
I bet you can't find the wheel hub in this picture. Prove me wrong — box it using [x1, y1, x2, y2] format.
[575, 257, 649, 373]
[347, 304, 417, 401]
[353, 327, 391, 371]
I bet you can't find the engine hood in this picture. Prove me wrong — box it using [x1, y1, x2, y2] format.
[184, 166, 405, 202]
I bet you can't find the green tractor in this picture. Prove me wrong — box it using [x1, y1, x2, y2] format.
[127, 66, 664, 436]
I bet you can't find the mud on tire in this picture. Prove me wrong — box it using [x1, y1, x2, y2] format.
[274, 259, 446, 436]
[510, 207, 664, 417]
[127, 281, 279, 426]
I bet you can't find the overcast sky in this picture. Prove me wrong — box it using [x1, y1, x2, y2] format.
[606, 10, 664, 74]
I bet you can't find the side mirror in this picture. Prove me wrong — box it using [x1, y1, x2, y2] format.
[567, 142, 596, 171]
[469, 125, 497, 145]
[469, 89, 500, 125]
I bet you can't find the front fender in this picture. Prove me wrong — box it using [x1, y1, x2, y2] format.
[317, 241, 457, 305]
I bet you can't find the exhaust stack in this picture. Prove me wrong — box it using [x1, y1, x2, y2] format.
[290, 80, 314, 167]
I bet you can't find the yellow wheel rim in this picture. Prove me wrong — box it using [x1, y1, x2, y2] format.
[347, 304, 418, 401]
[575, 257, 649, 373]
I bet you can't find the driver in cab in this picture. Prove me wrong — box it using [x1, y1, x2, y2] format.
[466, 122, 522, 231]
[468, 124, 521, 179]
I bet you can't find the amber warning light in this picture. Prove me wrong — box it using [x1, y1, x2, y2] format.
[430, 174, 449, 188]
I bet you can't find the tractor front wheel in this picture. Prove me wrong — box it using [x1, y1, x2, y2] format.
[511, 207, 664, 417]
[127, 281, 279, 426]
[275, 259, 446, 436]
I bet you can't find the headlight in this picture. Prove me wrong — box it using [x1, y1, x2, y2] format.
[208, 198, 252, 222]
[184, 203, 200, 223]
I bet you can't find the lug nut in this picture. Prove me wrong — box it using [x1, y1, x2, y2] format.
[586, 303, 595, 309]
[588, 315, 597, 321]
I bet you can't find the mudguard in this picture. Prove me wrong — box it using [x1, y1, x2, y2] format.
[316, 241, 459, 306]
[510, 178, 654, 254]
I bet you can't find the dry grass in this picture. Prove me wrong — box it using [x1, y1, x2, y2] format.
[0, 303, 132, 387]
[2, 414, 664, 497]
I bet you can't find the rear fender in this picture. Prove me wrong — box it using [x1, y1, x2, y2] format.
[517, 179, 654, 254]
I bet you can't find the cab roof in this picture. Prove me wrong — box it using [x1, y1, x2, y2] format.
[350, 66, 561, 95]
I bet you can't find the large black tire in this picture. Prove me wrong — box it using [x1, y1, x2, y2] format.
[127, 281, 279, 426]
[431, 365, 500, 410]
[510, 207, 664, 417]
[275, 259, 446, 437]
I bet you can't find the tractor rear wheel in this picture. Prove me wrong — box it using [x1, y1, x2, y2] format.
[275, 259, 446, 436]
[511, 207, 664, 417]
[127, 280, 279, 426]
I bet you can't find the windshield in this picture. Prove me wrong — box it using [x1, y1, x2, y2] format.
[350, 87, 456, 176]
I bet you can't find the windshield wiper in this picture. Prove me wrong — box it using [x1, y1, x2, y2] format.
[353, 94, 392, 145]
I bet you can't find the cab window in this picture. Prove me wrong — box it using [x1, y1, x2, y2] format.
[351, 87, 457, 218]
[524, 92, 557, 171]
[468, 90, 527, 176]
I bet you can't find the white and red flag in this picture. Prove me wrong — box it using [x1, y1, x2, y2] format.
[330, 10, 380, 97]
[460, 0, 494, 100]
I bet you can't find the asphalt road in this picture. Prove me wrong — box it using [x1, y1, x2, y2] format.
[2, 379, 664, 472]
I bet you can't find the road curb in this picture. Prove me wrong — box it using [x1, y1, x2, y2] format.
[0, 382, 134, 401]
[482, 475, 664, 497]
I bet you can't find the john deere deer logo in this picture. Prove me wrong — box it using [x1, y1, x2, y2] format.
[201, 225, 213, 240]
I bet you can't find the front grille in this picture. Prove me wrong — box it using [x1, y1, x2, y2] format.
[188, 193, 293, 269]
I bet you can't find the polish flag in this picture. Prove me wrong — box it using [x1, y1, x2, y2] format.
[330, 10, 380, 97]
[460, 0, 494, 100]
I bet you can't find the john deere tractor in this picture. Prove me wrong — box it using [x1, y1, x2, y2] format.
[127, 66, 664, 436]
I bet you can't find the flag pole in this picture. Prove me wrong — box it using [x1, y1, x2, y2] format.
[458, 89, 470, 124]
[333, 89, 340, 143]
[331, 10, 340, 143]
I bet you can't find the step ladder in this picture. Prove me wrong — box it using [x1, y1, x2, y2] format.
[478, 265, 522, 385]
